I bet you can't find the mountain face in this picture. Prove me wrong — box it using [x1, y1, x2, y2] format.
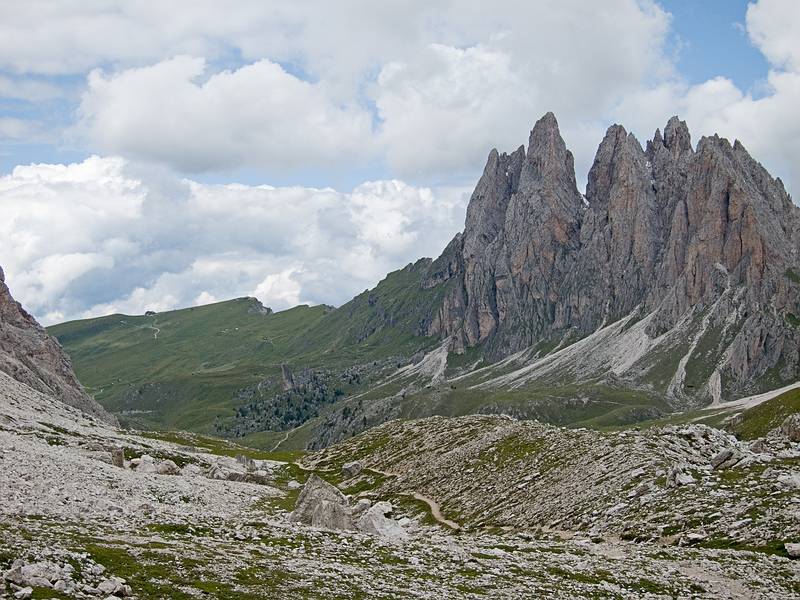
[0, 265, 117, 425]
[423, 113, 800, 406]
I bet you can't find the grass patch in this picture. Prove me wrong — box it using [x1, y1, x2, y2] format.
[730, 388, 800, 440]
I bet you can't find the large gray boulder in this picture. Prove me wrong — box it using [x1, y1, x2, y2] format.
[356, 501, 407, 541]
[289, 474, 354, 530]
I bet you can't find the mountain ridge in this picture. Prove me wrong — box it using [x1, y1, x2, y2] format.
[46, 112, 800, 448]
[421, 113, 800, 405]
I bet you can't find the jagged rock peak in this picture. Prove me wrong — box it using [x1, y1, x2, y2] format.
[664, 116, 692, 155]
[524, 111, 574, 181]
[423, 111, 800, 402]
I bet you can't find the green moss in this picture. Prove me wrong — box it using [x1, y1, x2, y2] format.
[546, 566, 614, 585]
[784, 313, 800, 329]
[30, 588, 72, 599]
[785, 268, 800, 284]
[696, 538, 790, 557]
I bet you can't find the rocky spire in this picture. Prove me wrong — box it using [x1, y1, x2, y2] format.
[664, 116, 693, 157]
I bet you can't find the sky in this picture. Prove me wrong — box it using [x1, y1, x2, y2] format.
[1, 0, 799, 325]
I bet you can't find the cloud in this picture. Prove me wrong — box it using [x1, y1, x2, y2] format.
[0, 156, 469, 324]
[0, 76, 61, 102]
[605, 0, 800, 195]
[746, 0, 800, 71]
[76, 56, 375, 172]
[41, 1, 671, 180]
[373, 0, 671, 179]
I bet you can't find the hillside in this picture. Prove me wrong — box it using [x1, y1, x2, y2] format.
[306, 412, 800, 555]
[4, 368, 799, 598]
[48, 261, 448, 442]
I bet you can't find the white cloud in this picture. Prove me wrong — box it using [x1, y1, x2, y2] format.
[746, 0, 800, 72]
[0, 76, 61, 102]
[0, 156, 469, 324]
[76, 56, 375, 172]
[605, 0, 800, 195]
[2, 0, 673, 180]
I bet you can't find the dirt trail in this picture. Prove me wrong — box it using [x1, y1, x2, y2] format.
[271, 427, 300, 452]
[410, 492, 460, 530]
[340, 465, 462, 530]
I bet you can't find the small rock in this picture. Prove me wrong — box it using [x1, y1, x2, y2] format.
[785, 542, 800, 558]
[111, 447, 125, 468]
[155, 459, 180, 475]
[14, 588, 32, 600]
[684, 532, 707, 544]
[629, 467, 646, 479]
[711, 448, 734, 469]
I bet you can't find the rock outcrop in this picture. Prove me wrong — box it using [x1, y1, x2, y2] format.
[0, 266, 117, 425]
[423, 114, 800, 404]
[289, 474, 354, 530]
[289, 473, 407, 540]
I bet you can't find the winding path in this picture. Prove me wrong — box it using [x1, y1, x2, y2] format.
[364, 466, 462, 530]
[410, 492, 460, 530]
[271, 427, 296, 452]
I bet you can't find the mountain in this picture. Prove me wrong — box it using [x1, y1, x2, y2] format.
[0, 265, 116, 425]
[423, 113, 800, 404]
[47, 113, 800, 447]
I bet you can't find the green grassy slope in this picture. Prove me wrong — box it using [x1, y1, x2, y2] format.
[49, 262, 441, 435]
[730, 388, 800, 440]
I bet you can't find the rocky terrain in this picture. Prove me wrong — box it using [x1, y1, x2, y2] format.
[0, 271, 799, 597]
[0, 266, 115, 425]
[3, 370, 800, 599]
[308, 414, 800, 549]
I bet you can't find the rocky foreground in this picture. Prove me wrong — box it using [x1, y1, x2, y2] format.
[1, 372, 799, 599]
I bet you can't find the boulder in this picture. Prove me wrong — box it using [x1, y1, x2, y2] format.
[352, 498, 371, 517]
[356, 501, 407, 541]
[289, 474, 354, 530]
[155, 459, 180, 475]
[97, 576, 131, 596]
[667, 463, 694, 487]
[780, 414, 800, 442]
[710, 448, 742, 470]
[111, 447, 125, 468]
[134, 455, 156, 474]
[341, 461, 363, 478]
